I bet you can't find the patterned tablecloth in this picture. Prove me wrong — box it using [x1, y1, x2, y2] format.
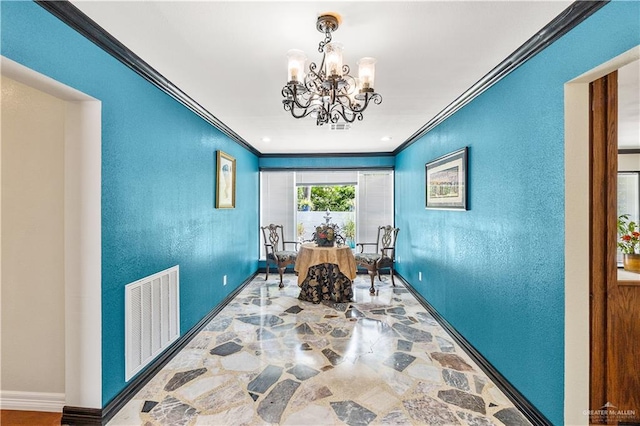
[294, 243, 357, 285]
[294, 243, 357, 303]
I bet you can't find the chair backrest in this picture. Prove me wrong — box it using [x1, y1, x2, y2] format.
[261, 224, 285, 252]
[377, 225, 399, 258]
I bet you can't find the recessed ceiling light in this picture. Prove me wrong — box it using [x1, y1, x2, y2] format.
[381, 136, 392, 142]
[261, 137, 271, 143]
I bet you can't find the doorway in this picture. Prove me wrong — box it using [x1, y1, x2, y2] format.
[565, 46, 640, 425]
[0, 57, 102, 410]
[588, 62, 640, 425]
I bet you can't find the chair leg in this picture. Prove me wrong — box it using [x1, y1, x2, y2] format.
[277, 265, 286, 288]
[265, 263, 270, 281]
[368, 268, 376, 294]
[390, 267, 395, 287]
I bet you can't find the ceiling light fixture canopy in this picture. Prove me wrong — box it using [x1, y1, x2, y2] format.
[282, 13, 382, 126]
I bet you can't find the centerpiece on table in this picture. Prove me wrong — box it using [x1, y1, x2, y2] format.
[313, 223, 340, 247]
[618, 214, 640, 272]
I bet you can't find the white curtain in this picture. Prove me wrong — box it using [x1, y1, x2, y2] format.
[356, 171, 394, 250]
[260, 171, 295, 258]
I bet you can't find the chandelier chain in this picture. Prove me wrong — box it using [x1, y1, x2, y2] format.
[317, 29, 332, 54]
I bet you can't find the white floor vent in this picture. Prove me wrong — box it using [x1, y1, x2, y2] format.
[125, 265, 180, 381]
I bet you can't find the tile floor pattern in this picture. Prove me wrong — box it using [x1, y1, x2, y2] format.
[109, 274, 532, 426]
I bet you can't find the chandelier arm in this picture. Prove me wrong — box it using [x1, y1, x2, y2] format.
[337, 98, 358, 115]
[333, 91, 361, 113]
[341, 74, 357, 91]
[283, 91, 318, 119]
[282, 83, 320, 113]
[316, 103, 331, 125]
[281, 85, 294, 99]
[308, 61, 320, 75]
[282, 84, 305, 109]
[350, 93, 383, 113]
[329, 102, 357, 124]
[329, 109, 342, 124]
[317, 55, 327, 80]
[349, 96, 369, 113]
[306, 62, 326, 92]
[288, 105, 315, 119]
[294, 93, 318, 111]
[305, 75, 323, 93]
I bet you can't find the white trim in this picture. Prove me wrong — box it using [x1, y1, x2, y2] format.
[64, 97, 102, 409]
[0, 390, 65, 412]
[564, 45, 640, 426]
[0, 56, 92, 102]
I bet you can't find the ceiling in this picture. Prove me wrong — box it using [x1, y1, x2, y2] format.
[69, 1, 573, 154]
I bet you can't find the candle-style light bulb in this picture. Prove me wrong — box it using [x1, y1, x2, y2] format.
[287, 49, 306, 83]
[324, 43, 343, 77]
[357, 57, 376, 92]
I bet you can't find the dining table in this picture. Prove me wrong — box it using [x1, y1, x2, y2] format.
[294, 242, 357, 303]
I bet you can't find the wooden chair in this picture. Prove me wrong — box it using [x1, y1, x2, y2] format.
[355, 225, 399, 294]
[261, 224, 300, 288]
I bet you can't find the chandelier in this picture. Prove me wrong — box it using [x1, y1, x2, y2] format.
[281, 13, 382, 126]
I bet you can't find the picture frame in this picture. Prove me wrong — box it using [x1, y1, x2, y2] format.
[216, 150, 236, 209]
[425, 147, 468, 210]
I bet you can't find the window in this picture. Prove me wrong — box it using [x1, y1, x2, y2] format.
[260, 169, 394, 259]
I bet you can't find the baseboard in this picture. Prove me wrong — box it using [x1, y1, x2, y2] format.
[61, 406, 102, 425]
[395, 273, 552, 426]
[99, 271, 258, 424]
[0, 390, 65, 412]
[256, 266, 296, 274]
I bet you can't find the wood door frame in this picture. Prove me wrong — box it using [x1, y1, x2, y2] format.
[589, 70, 618, 424]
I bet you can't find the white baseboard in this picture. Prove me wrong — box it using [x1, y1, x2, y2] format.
[0, 390, 65, 412]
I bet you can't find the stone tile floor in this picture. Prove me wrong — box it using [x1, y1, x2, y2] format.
[108, 273, 532, 425]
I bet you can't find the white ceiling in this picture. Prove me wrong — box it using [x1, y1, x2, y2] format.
[70, 1, 573, 154]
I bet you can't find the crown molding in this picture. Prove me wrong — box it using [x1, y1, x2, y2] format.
[35, 0, 261, 157]
[393, 0, 609, 155]
[259, 152, 394, 158]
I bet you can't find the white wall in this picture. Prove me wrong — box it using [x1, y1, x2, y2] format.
[618, 60, 640, 148]
[619, 153, 640, 171]
[1, 76, 66, 394]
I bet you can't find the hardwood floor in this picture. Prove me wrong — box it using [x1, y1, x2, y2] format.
[0, 410, 62, 426]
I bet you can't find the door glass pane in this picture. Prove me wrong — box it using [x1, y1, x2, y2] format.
[617, 172, 640, 264]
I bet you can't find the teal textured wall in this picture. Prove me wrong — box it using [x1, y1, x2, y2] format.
[1, 1, 259, 405]
[394, 2, 639, 424]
